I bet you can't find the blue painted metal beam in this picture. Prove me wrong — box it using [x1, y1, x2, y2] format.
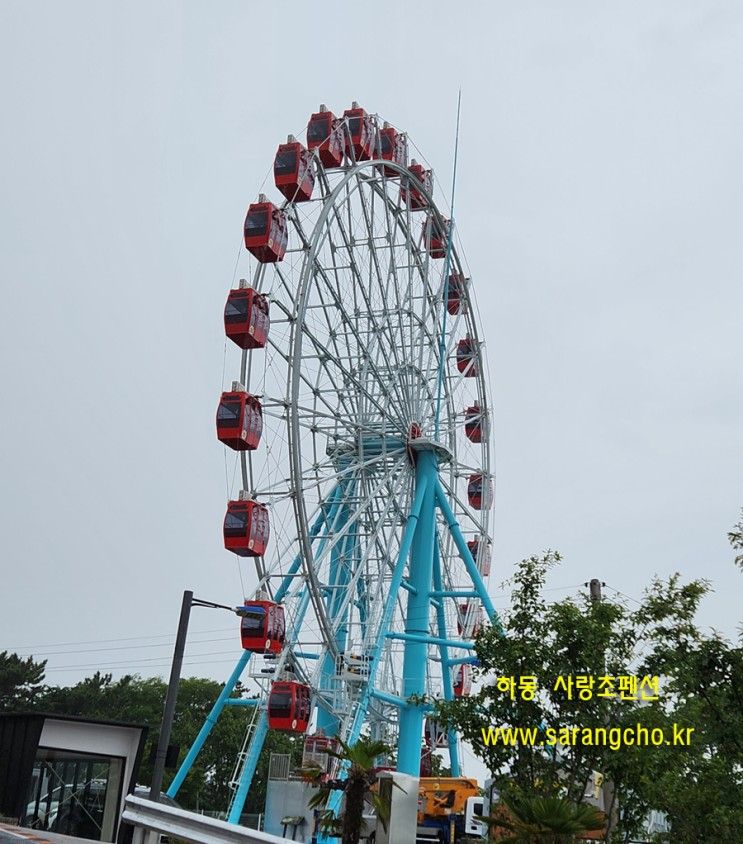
[387, 631, 476, 650]
[432, 534, 460, 776]
[430, 590, 479, 599]
[434, 481, 503, 631]
[223, 697, 259, 707]
[398, 449, 438, 775]
[370, 688, 410, 709]
[166, 649, 251, 798]
[323, 469, 431, 823]
[227, 710, 269, 824]
[447, 655, 480, 666]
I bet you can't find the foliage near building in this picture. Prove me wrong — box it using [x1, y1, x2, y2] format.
[0, 659, 300, 815]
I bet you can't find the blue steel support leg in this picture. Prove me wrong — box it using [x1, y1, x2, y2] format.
[316, 479, 354, 735]
[227, 583, 313, 822]
[172, 487, 340, 812]
[398, 449, 438, 775]
[167, 649, 252, 798]
[227, 710, 269, 824]
[432, 534, 461, 777]
[227, 491, 340, 822]
[434, 481, 502, 630]
[322, 470, 430, 826]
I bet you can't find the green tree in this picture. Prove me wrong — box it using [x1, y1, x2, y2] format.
[729, 508, 743, 570]
[307, 736, 393, 844]
[34, 672, 288, 815]
[635, 577, 743, 841]
[432, 552, 743, 842]
[489, 792, 605, 843]
[0, 651, 47, 711]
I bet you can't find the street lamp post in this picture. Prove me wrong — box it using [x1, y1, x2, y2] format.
[149, 590, 245, 802]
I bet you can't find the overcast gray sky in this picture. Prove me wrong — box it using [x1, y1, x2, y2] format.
[1, 0, 741, 723]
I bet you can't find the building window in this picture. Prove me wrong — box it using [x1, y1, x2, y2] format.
[24, 748, 124, 842]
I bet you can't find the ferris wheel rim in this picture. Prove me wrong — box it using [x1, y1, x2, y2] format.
[281, 156, 492, 671]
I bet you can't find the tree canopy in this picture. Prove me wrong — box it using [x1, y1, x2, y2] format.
[432, 552, 743, 842]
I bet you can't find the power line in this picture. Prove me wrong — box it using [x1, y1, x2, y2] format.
[15, 635, 235, 658]
[604, 584, 643, 607]
[41, 648, 243, 672]
[6, 626, 235, 653]
[43, 656, 244, 673]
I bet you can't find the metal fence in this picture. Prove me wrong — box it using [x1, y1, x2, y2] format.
[122, 795, 293, 844]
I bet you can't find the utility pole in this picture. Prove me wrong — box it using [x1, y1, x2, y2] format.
[588, 578, 605, 604]
[148, 591, 244, 802]
[150, 589, 193, 801]
[585, 577, 615, 840]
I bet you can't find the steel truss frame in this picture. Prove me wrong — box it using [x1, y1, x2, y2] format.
[172, 110, 497, 828]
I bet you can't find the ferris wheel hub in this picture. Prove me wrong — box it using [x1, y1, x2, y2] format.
[406, 436, 453, 464]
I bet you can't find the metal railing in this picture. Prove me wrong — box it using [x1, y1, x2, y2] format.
[121, 795, 293, 844]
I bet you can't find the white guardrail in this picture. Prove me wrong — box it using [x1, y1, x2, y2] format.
[122, 795, 294, 844]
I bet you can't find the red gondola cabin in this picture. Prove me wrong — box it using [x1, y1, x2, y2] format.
[216, 389, 263, 451]
[468, 538, 491, 577]
[464, 404, 487, 443]
[456, 337, 479, 377]
[343, 102, 374, 161]
[268, 681, 311, 732]
[240, 600, 285, 654]
[273, 135, 315, 203]
[244, 196, 287, 263]
[424, 217, 450, 259]
[224, 285, 269, 350]
[400, 160, 432, 210]
[453, 664, 473, 698]
[467, 474, 493, 510]
[223, 498, 270, 557]
[302, 733, 339, 779]
[307, 105, 344, 168]
[447, 273, 468, 315]
[457, 601, 485, 636]
[379, 122, 407, 176]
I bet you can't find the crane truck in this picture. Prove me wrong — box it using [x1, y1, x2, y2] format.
[415, 777, 487, 843]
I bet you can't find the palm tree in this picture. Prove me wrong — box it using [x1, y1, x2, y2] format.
[304, 735, 394, 844]
[489, 792, 606, 843]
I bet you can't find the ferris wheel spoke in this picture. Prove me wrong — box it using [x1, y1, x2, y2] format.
[320, 180, 418, 418]
[307, 455, 409, 576]
[324, 469, 410, 645]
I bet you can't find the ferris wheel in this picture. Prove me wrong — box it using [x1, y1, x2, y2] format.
[167, 102, 497, 823]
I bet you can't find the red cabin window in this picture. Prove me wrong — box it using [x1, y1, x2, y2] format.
[224, 286, 269, 350]
[424, 717, 449, 749]
[467, 474, 493, 511]
[400, 161, 432, 211]
[464, 404, 488, 443]
[343, 103, 374, 161]
[468, 538, 491, 577]
[453, 664, 473, 698]
[456, 337, 479, 377]
[216, 391, 263, 451]
[240, 600, 285, 654]
[244, 198, 288, 263]
[447, 274, 468, 315]
[223, 499, 270, 557]
[274, 137, 315, 203]
[424, 217, 449, 259]
[302, 734, 340, 779]
[457, 601, 485, 636]
[379, 124, 407, 176]
[307, 107, 344, 169]
[268, 681, 311, 732]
